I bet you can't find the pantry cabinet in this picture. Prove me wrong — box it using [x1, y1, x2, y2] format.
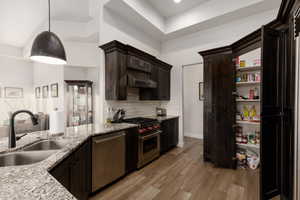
[200, 47, 236, 168]
[199, 1, 296, 197]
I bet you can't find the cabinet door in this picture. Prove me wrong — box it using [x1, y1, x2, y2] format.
[160, 129, 169, 153]
[160, 118, 179, 153]
[172, 118, 179, 147]
[50, 159, 71, 191]
[205, 50, 235, 169]
[125, 128, 139, 173]
[260, 26, 283, 200]
[203, 58, 215, 162]
[168, 118, 179, 147]
[157, 67, 171, 100]
[70, 142, 91, 200]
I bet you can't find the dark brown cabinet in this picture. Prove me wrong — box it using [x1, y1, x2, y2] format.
[199, 1, 297, 197]
[156, 65, 171, 100]
[100, 41, 172, 101]
[199, 47, 235, 169]
[140, 62, 172, 101]
[125, 128, 139, 173]
[160, 117, 179, 153]
[50, 139, 91, 200]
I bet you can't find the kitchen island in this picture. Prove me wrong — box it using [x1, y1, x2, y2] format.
[0, 123, 138, 200]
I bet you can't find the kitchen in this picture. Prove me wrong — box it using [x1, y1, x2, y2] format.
[0, 0, 298, 200]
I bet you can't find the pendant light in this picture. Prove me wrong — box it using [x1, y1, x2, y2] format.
[30, 0, 67, 65]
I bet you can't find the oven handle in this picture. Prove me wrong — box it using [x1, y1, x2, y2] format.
[140, 130, 162, 140]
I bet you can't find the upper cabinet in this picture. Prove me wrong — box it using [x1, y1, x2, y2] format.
[100, 41, 172, 101]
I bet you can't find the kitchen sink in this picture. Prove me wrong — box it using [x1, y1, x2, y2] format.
[0, 150, 57, 167]
[23, 140, 66, 151]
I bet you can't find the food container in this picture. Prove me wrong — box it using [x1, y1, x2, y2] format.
[240, 60, 246, 67]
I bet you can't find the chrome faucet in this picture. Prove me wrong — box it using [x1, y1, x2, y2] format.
[9, 110, 39, 148]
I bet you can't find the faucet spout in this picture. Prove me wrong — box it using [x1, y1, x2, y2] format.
[9, 110, 39, 148]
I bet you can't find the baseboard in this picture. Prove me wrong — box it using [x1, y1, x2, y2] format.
[177, 141, 184, 148]
[184, 132, 203, 139]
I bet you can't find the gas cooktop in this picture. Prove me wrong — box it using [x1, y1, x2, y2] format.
[122, 117, 160, 134]
[122, 117, 158, 125]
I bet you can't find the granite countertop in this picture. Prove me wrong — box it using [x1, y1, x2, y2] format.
[0, 123, 138, 200]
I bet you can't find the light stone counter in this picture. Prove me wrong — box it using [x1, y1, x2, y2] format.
[0, 123, 138, 200]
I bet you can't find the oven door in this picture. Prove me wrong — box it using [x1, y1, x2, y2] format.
[138, 130, 161, 168]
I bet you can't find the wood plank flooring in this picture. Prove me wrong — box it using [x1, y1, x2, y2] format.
[90, 137, 259, 200]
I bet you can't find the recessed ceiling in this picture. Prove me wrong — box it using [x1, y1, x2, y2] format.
[0, 0, 93, 47]
[106, 0, 281, 41]
[145, 0, 209, 18]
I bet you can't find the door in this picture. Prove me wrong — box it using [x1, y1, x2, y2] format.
[70, 142, 90, 200]
[50, 158, 71, 191]
[203, 58, 214, 162]
[183, 64, 204, 140]
[260, 26, 283, 199]
[213, 52, 236, 169]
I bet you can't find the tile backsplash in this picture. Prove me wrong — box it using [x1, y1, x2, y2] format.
[105, 88, 167, 119]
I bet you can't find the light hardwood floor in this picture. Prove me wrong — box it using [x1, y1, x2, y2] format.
[90, 137, 259, 200]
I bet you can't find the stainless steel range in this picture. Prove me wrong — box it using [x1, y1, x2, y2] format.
[123, 117, 161, 168]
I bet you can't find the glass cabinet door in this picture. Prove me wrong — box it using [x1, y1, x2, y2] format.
[66, 81, 93, 127]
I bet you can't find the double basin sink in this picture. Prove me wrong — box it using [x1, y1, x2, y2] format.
[0, 140, 67, 167]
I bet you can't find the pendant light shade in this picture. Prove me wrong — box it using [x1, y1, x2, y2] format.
[30, 0, 67, 65]
[31, 31, 67, 65]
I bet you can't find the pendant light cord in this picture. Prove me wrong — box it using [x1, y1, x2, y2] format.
[48, 0, 51, 32]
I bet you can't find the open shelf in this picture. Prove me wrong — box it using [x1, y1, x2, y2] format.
[236, 66, 261, 71]
[236, 81, 261, 86]
[236, 120, 260, 125]
[237, 143, 260, 149]
[236, 99, 260, 102]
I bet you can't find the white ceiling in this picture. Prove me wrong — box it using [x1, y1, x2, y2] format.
[0, 0, 282, 49]
[0, 0, 93, 47]
[106, 0, 281, 41]
[145, 0, 209, 18]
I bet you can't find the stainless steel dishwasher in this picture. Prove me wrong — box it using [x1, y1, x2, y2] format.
[92, 131, 126, 192]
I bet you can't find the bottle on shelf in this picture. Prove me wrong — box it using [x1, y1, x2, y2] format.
[242, 105, 250, 120]
[249, 89, 255, 99]
[236, 72, 242, 82]
[254, 87, 259, 99]
[249, 105, 257, 120]
[240, 60, 246, 68]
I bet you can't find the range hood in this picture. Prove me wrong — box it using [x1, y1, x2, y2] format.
[127, 74, 157, 89]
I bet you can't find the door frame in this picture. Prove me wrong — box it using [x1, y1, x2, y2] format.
[181, 62, 203, 142]
[294, 35, 300, 200]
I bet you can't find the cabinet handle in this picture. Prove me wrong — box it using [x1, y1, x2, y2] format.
[93, 133, 125, 144]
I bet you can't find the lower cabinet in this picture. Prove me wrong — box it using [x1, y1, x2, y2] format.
[125, 128, 139, 173]
[50, 139, 91, 200]
[160, 117, 179, 153]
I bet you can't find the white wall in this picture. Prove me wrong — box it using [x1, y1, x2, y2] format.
[183, 64, 203, 139]
[160, 9, 278, 147]
[33, 63, 65, 114]
[98, 3, 163, 123]
[0, 56, 34, 126]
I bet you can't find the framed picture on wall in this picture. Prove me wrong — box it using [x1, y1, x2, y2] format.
[199, 82, 204, 101]
[5, 87, 23, 98]
[51, 83, 58, 97]
[42, 86, 49, 98]
[35, 87, 41, 99]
